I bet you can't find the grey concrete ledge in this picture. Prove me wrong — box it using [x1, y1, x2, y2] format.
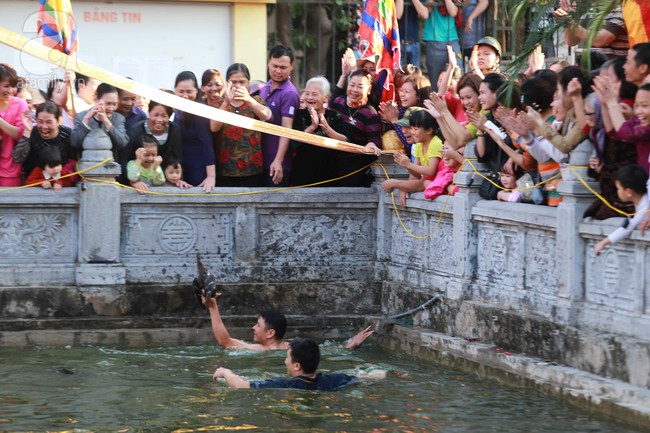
[378, 323, 650, 431]
[0, 315, 374, 348]
[472, 200, 558, 228]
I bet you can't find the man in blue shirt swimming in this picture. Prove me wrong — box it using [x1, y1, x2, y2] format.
[212, 337, 385, 391]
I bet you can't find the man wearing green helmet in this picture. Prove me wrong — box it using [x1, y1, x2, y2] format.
[470, 35, 503, 79]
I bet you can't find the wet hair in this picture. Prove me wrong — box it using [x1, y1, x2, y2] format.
[226, 63, 251, 81]
[617, 164, 648, 195]
[201, 68, 224, 87]
[148, 100, 173, 117]
[558, 66, 589, 97]
[457, 72, 482, 95]
[520, 76, 555, 112]
[96, 83, 118, 99]
[36, 100, 62, 119]
[289, 338, 320, 374]
[409, 109, 437, 131]
[0, 63, 18, 87]
[398, 74, 432, 106]
[632, 42, 650, 68]
[259, 310, 287, 340]
[305, 75, 331, 97]
[268, 44, 294, 62]
[39, 147, 62, 170]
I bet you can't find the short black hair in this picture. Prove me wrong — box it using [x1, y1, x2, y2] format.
[409, 109, 437, 131]
[39, 147, 63, 170]
[289, 338, 320, 374]
[74, 72, 89, 93]
[36, 100, 61, 119]
[162, 158, 182, 171]
[259, 309, 287, 340]
[268, 44, 294, 62]
[96, 83, 118, 99]
[633, 42, 650, 68]
[521, 76, 555, 111]
[617, 164, 648, 195]
[558, 65, 589, 97]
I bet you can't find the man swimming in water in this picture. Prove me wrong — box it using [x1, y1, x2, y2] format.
[213, 337, 385, 390]
[202, 294, 373, 351]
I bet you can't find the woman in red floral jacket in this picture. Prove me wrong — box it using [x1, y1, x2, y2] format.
[210, 63, 272, 187]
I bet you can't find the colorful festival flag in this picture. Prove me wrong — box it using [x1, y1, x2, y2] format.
[623, 0, 650, 47]
[358, 0, 401, 103]
[37, 0, 79, 55]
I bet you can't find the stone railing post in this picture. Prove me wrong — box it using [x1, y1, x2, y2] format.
[373, 153, 406, 263]
[76, 128, 125, 285]
[449, 140, 488, 299]
[556, 139, 597, 305]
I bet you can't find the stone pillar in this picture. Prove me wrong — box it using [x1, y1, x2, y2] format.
[449, 140, 487, 299]
[555, 139, 597, 305]
[373, 154, 400, 263]
[76, 128, 125, 285]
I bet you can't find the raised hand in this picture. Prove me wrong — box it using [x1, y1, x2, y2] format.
[379, 101, 399, 123]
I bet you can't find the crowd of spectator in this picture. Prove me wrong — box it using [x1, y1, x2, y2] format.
[0, 1, 649, 250]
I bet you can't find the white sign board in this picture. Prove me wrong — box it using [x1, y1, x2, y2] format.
[1, 1, 231, 91]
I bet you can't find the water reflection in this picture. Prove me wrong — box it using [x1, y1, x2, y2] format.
[0, 344, 643, 432]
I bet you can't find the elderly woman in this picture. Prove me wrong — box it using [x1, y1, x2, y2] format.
[291, 76, 347, 186]
[331, 69, 382, 187]
[121, 99, 186, 187]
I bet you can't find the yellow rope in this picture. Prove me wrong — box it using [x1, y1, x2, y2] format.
[375, 162, 456, 240]
[568, 165, 645, 218]
[0, 158, 113, 192]
[79, 161, 377, 197]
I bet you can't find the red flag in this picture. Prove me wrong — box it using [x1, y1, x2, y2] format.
[358, 0, 401, 103]
[37, 0, 79, 55]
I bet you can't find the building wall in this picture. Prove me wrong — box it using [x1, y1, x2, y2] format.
[1, 1, 272, 90]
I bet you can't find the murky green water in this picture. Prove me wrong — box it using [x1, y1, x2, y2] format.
[0, 342, 643, 433]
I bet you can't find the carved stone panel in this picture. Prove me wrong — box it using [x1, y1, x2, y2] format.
[122, 209, 234, 258]
[525, 229, 558, 295]
[477, 223, 524, 287]
[390, 211, 429, 267]
[586, 242, 641, 312]
[0, 212, 76, 261]
[258, 211, 375, 264]
[425, 218, 454, 273]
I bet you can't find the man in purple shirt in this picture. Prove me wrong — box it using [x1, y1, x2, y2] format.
[259, 45, 301, 186]
[116, 88, 148, 131]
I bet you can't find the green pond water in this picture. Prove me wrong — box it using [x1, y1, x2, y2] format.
[0, 342, 644, 433]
